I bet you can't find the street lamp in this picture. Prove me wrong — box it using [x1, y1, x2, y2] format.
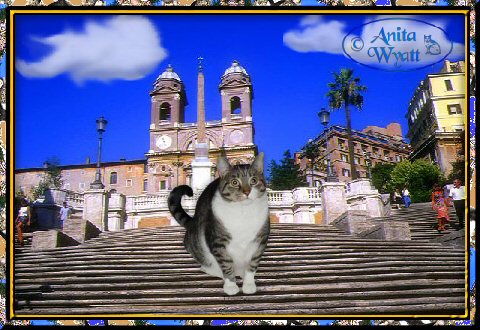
[318, 108, 338, 182]
[304, 139, 318, 187]
[90, 116, 108, 189]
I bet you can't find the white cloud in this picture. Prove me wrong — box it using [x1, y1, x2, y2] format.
[16, 16, 167, 84]
[299, 15, 323, 27]
[283, 17, 347, 54]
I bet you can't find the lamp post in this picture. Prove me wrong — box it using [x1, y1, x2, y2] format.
[90, 116, 107, 189]
[303, 138, 318, 188]
[364, 151, 372, 179]
[318, 108, 338, 182]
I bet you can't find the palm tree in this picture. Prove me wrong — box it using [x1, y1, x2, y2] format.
[301, 139, 321, 187]
[326, 68, 367, 180]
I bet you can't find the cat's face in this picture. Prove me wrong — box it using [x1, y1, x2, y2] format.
[424, 35, 431, 42]
[216, 153, 266, 202]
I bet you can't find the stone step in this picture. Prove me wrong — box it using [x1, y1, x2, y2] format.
[15, 266, 465, 286]
[13, 219, 466, 316]
[14, 258, 464, 280]
[15, 291, 464, 315]
[14, 244, 462, 262]
[15, 271, 464, 294]
[17, 302, 465, 315]
[15, 238, 456, 259]
[15, 251, 465, 270]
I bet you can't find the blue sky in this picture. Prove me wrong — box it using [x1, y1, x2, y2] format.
[13, 13, 466, 170]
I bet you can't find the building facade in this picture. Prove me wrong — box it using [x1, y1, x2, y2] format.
[406, 60, 466, 175]
[15, 61, 257, 198]
[296, 123, 411, 185]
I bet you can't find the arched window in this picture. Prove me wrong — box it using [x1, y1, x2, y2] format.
[230, 96, 241, 115]
[110, 172, 118, 185]
[160, 102, 171, 121]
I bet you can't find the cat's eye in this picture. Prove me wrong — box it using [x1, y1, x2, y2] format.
[230, 179, 240, 187]
[250, 177, 258, 185]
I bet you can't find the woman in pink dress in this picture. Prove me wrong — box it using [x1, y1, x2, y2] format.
[431, 184, 450, 232]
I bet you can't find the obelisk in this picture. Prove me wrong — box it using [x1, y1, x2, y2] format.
[191, 57, 213, 191]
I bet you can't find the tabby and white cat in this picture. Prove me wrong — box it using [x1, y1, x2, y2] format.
[168, 153, 270, 295]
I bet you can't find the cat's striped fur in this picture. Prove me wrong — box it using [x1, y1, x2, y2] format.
[168, 153, 270, 295]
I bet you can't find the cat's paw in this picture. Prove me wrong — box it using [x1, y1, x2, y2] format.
[223, 280, 240, 296]
[242, 281, 257, 294]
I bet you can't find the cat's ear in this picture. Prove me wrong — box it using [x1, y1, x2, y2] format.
[217, 156, 231, 177]
[251, 152, 264, 174]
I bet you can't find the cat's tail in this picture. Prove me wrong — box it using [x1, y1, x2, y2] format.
[168, 185, 194, 227]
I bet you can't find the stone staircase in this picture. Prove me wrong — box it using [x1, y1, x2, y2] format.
[14, 222, 466, 316]
[373, 202, 461, 241]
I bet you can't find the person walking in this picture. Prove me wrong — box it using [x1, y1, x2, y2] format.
[402, 185, 411, 208]
[449, 178, 466, 230]
[15, 199, 30, 246]
[58, 201, 71, 229]
[432, 184, 450, 232]
[394, 188, 403, 208]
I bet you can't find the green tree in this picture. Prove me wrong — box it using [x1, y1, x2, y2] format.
[268, 150, 306, 190]
[30, 158, 64, 200]
[447, 157, 466, 183]
[371, 163, 395, 194]
[326, 68, 367, 180]
[388, 159, 445, 203]
[299, 139, 321, 187]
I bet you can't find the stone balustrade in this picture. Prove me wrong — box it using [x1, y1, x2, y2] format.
[38, 182, 388, 232]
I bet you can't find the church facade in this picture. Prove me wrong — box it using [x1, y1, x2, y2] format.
[15, 61, 258, 198]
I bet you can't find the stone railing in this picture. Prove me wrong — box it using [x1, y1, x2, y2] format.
[65, 191, 84, 209]
[39, 181, 390, 231]
[267, 190, 294, 206]
[126, 188, 322, 212]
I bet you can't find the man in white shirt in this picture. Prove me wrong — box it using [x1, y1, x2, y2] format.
[58, 201, 71, 229]
[449, 179, 466, 230]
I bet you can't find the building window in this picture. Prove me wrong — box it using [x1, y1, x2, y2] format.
[128, 166, 133, 172]
[79, 183, 85, 190]
[447, 104, 462, 114]
[314, 180, 320, 187]
[452, 125, 464, 132]
[338, 139, 346, 150]
[230, 96, 241, 115]
[361, 144, 367, 152]
[342, 168, 350, 177]
[395, 155, 401, 162]
[126, 179, 133, 187]
[144, 163, 149, 174]
[143, 179, 148, 192]
[372, 147, 379, 158]
[444, 80, 453, 91]
[159, 180, 167, 190]
[159, 102, 171, 121]
[65, 171, 70, 177]
[81, 170, 85, 175]
[110, 172, 118, 185]
[64, 183, 70, 190]
[341, 154, 349, 162]
[354, 157, 360, 165]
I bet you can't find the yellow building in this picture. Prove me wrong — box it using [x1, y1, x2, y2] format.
[407, 60, 466, 176]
